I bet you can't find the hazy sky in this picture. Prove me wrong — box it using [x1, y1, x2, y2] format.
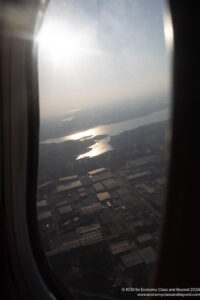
[38, 0, 170, 118]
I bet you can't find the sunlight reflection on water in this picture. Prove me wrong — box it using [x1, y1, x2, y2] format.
[77, 136, 112, 159]
[42, 108, 169, 159]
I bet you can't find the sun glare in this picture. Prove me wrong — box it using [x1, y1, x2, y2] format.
[163, 11, 174, 51]
[37, 19, 94, 67]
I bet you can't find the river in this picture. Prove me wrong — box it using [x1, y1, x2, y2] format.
[41, 108, 169, 159]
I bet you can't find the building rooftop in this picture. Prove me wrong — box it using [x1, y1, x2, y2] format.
[38, 181, 54, 189]
[139, 184, 155, 194]
[110, 240, 133, 255]
[137, 233, 153, 244]
[79, 230, 103, 246]
[126, 155, 158, 168]
[133, 221, 144, 227]
[96, 191, 111, 202]
[127, 171, 151, 181]
[117, 188, 129, 196]
[81, 203, 103, 215]
[88, 168, 106, 176]
[38, 211, 52, 221]
[55, 200, 69, 207]
[47, 239, 81, 257]
[121, 252, 143, 269]
[58, 175, 78, 182]
[103, 178, 118, 190]
[91, 172, 113, 183]
[155, 177, 166, 185]
[47, 230, 103, 257]
[56, 180, 82, 193]
[93, 182, 105, 192]
[37, 200, 48, 208]
[76, 223, 101, 235]
[114, 221, 126, 235]
[80, 176, 92, 186]
[58, 205, 72, 215]
[100, 210, 116, 224]
[138, 246, 156, 265]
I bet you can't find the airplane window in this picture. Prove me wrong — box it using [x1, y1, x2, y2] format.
[37, 0, 172, 298]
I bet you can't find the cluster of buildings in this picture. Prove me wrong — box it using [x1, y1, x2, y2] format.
[37, 154, 166, 298]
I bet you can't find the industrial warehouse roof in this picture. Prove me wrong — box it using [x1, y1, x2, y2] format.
[155, 177, 166, 185]
[55, 200, 69, 207]
[88, 168, 106, 176]
[38, 210, 52, 221]
[91, 172, 113, 183]
[110, 240, 133, 255]
[58, 175, 78, 182]
[117, 188, 129, 196]
[79, 230, 103, 246]
[37, 200, 48, 208]
[126, 155, 158, 168]
[47, 231, 103, 257]
[76, 223, 101, 235]
[96, 191, 111, 202]
[93, 182, 105, 192]
[137, 233, 153, 244]
[81, 203, 103, 214]
[103, 178, 118, 190]
[58, 205, 72, 215]
[127, 171, 151, 181]
[139, 184, 155, 194]
[138, 247, 156, 265]
[56, 180, 82, 193]
[121, 252, 143, 269]
[38, 181, 54, 189]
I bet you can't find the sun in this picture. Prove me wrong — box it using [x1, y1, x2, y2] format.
[36, 19, 93, 67]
